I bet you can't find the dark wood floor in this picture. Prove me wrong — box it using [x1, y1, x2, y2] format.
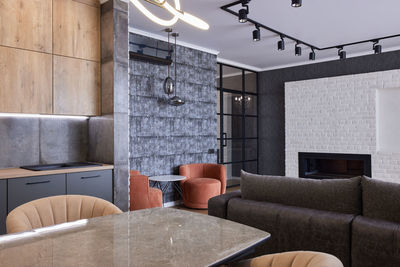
[172, 185, 240, 215]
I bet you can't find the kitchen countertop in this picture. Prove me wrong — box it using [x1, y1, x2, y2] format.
[0, 164, 114, 180]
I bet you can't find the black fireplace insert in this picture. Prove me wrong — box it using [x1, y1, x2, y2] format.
[299, 152, 371, 179]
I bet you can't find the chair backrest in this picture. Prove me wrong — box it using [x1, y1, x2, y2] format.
[232, 251, 343, 267]
[129, 170, 151, 210]
[6, 195, 122, 234]
[180, 163, 227, 193]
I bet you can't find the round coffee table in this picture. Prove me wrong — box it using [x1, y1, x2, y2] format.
[149, 175, 186, 204]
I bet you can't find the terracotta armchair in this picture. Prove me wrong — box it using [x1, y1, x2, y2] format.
[129, 170, 162, 211]
[179, 163, 226, 209]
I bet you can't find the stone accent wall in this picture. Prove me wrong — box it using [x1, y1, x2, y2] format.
[0, 116, 88, 168]
[285, 69, 400, 182]
[129, 34, 217, 203]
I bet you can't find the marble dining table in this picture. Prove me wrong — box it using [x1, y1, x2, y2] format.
[0, 208, 270, 267]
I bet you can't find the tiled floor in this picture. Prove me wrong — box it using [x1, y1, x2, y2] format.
[172, 185, 240, 215]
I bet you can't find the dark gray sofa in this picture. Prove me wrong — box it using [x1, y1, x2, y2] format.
[351, 177, 400, 267]
[209, 171, 400, 267]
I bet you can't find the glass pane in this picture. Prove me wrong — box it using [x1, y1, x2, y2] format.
[217, 115, 220, 137]
[222, 65, 242, 91]
[245, 117, 257, 138]
[216, 64, 220, 88]
[217, 140, 221, 163]
[245, 139, 257, 161]
[222, 140, 242, 163]
[217, 91, 220, 113]
[222, 91, 242, 115]
[244, 161, 258, 174]
[244, 95, 257, 116]
[223, 115, 242, 138]
[225, 163, 242, 182]
[245, 71, 257, 93]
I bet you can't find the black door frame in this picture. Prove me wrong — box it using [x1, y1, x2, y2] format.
[217, 63, 259, 180]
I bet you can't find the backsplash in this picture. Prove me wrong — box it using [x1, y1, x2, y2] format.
[0, 116, 88, 168]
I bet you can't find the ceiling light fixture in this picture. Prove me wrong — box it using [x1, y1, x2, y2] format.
[278, 35, 285, 51]
[164, 28, 175, 95]
[295, 42, 302, 56]
[291, 0, 302, 7]
[252, 24, 260, 42]
[238, 0, 250, 23]
[338, 47, 346, 60]
[168, 32, 185, 106]
[130, 0, 209, 30]
[222, 2, 400, 61]
[309, 47, 315, 60]
[373, 40, 382, 54]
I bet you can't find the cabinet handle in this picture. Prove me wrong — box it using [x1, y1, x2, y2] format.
[26, 181, 50, 185]
[81, 175, 101, 180]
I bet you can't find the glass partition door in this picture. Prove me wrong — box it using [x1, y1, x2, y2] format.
[217, 64, 258, 186]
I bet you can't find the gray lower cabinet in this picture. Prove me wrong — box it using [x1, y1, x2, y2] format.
[66, 170, 113, 203]
[8, 174, 66, 213]
[0, 180, 7, 235]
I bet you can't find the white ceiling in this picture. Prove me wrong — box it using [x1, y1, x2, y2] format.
[129, 0, 400, 71]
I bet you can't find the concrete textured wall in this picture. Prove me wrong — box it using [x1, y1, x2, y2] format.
[129, 34, 217, 203]
[89, 0, 130, 210]
[285, 69, 400, 182]
[259, 50, 400, 176]
[0, 116, 88, 168]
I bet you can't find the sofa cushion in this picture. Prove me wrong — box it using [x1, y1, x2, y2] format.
[208, 191, 241, 219]
[241, 171, 361, 214]
[227, 198, 354, 267]
[352, 216, 400, 267]
[362, 176, 400, 223]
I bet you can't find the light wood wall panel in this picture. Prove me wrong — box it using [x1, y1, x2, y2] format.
[0, 0, 52, 53]
[53, 0, 100, 62]
[73, 0, 100, 8]
[53, 56, 100, 116]
[0, 46, 52, 114]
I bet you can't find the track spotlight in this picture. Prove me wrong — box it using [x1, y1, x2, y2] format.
[309, 48, 315, 60]
[291, 0, 302, 7]
[238, 0, 250, 23]
[278, 35, 285, 51]
[338, 47, 346, 60]
[373, 40, 382, 54]
[295, 42, 302, 56]
[253, 24, 260, 41]
[238, 8, 248, 23]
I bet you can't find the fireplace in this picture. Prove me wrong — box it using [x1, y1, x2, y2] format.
[299, 152, 371, 179]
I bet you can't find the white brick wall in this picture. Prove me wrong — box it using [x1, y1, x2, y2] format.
[285, 69, 400, 182]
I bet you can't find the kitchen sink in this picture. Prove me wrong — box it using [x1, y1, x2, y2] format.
[20, 162, 101, 171]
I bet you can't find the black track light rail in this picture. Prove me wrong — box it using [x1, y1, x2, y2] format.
[221, 0, 400, 51]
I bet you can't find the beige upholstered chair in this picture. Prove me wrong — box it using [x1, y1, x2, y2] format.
[6, 195, 122, 234]
[230, 251, 343, 267]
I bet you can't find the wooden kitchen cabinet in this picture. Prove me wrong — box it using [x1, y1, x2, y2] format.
[0, 0, 101, 116]
[53, 56, 101, 116]
[53, 0, 100, 62]
[67, 170, 113, 203]
[0, 46, 52, 114]
[0, 0, 52, 53]
[0, 180, 7, 235]
[7, 174, 66, 213]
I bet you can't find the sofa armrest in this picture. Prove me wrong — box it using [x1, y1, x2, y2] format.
[208, 190, 241, 219]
